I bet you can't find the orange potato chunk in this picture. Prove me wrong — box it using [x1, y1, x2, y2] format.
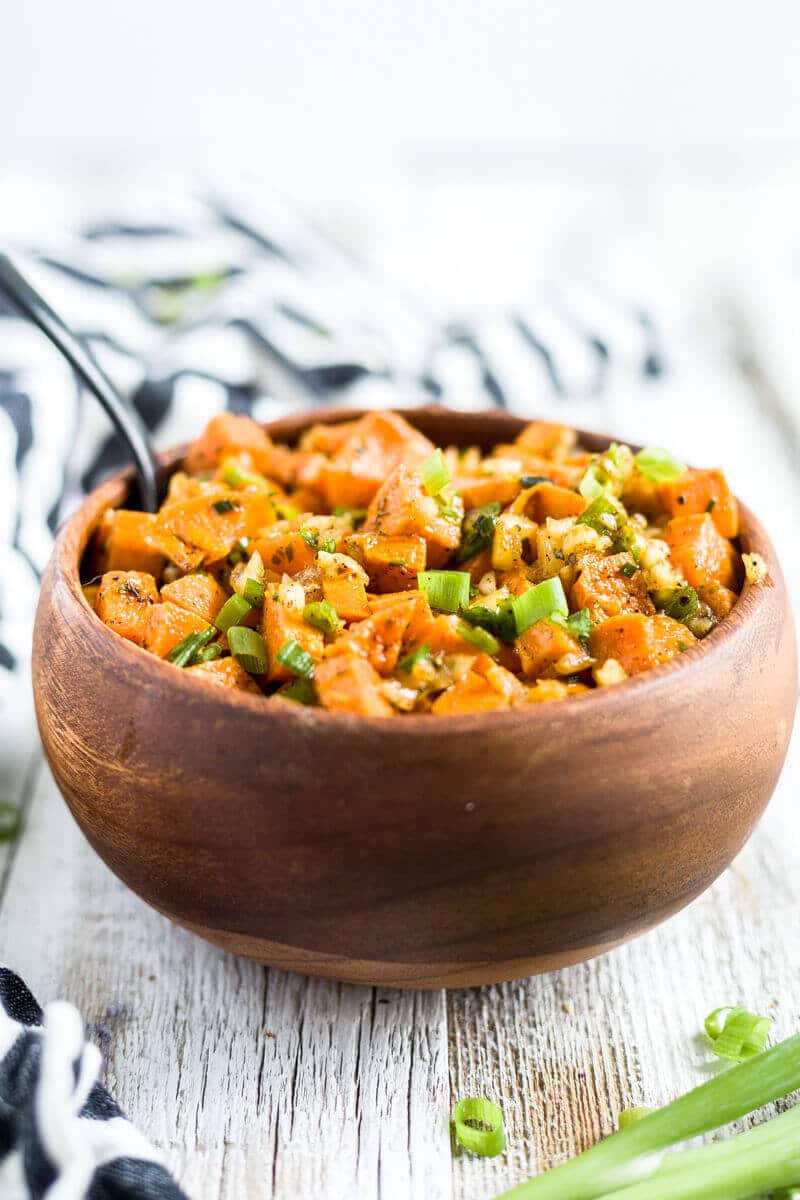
[363, 463, 462, 567]
[512, 481, 586, 522]
[344, 532, 428, 592]
[571, 553, 655, 622]
[314, 655, 393, 717]
[431, 672, 510, 714]
[186, 657, 263, 693]
[156, 488, 278, 565]
[517, 619, 590, 680]
[658, 468, 739, 538]
[514, 420, 577, 458]
[664, 513, 739, 590]
[262, 597, 324, 682]
[321, 572, 371, 622]
[590, 613, 695, 676]
[183, 413, 293, 483]
[160, 572, 229, 625]
[95, 571, 159, 646]
[141, 601, 209, 658]
[94, 509, 166, 577]
[454, 475, 520, 511]
[329, 594, 428, 675]
[319, 410, 435, 509]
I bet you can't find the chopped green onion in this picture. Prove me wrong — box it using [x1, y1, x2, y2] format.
[491, 1033, 800, 1200]
[0, 801, 22, 843]
[663, 585, 700, 624]
[418, 570, 471, 613]
[397, 644, 432, 673]
[228, 626, 268, 675]
[166, 626, 216, 667]
[457, 621, 500, 656]
[303, 600, 342, 635]
[635, 446, 687, 483]
[212, 497, 240, 515]
[273, 499, 299, 521]
[215, 593, 251, 633]
[280, 677, 317, 705]
[221, 459, 266, 488]
[705, 498, 717, 513]
[705, 1006, 772, 1063]
[456, 503, 502, 564]
[242, 578, 266, 607]
[577, 495, 620, 536]
[435, 494, 462, 522]
[320, 538, 336, 554]
[459, 600, 517, 646]
[276, 638, 316, 679]
[299, 527, 320, 550]
[551, 608, 591, 641]
[419, 449, 451, 496]
[452, 1096, 505, 1158]
[228, 536, 251, 565]
[333, 506, 367, 526]
[618, 1108, 653, 1130]
[579, 464, 607, 500]
[620, 561, 638, 579]
[511, 577, 568, 636]
[519, 474, 552, 488]
[194, 643, 223, 664]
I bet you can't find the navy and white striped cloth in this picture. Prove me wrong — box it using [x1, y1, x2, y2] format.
[0, 192, 666, 1199]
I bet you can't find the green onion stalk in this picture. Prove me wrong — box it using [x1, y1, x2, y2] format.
[493, 1036, 800, 1200]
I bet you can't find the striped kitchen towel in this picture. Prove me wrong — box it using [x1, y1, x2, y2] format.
[0, 189, 666, 1199]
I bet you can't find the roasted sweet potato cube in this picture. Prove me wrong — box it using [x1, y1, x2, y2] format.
[570, 553, 655, 622]
[589, 613, 695, 676]
[516, 619, 589, 680]
[344, 532, 427, 592]
[141, 601, 209, 658]
[658, 468, 739, 538]
[318, 411, 435, 509]
[95, 571, 159, 646]
[453, 475, 519, 511]
[363, 464, 462, 567]
[431, 673, 510, 714]
[156, 489, 278, 565]
[262, 597, 324, 682]
[183, 413, 293, 483]
[664, 513, 738, 590]
[329, 594, 426, 675]
[160, 572, 229, 624]
[94, 509, 166, 576]
[514, 420, 577, 458]
[314, 655, 393, 716]
[185, 657, 262, 693]
[513, 481, 586, 523]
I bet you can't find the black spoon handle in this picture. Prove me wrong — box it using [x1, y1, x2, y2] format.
[0, 252, 161, 512]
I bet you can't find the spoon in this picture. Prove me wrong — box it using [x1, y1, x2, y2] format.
[0, 252, 162, 512]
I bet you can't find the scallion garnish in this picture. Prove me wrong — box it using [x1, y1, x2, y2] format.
[618, 1108, 653, 1130]
[620, 561, 638, 578]
[333, 506, 367, 526]
[635, 446, 687, 483]
[519, 474, 552, 488]
[299, 527, 319, 550]
[418, 570, 471, 613]
[0, 801, 22, 843]
[455, 503, 502, 564]
[663, 585, 699, 624]
[457, 621, 501, 656]
[166, 626, 216, 668]
[194, 643, 223, 664]
[459, 600, 517, 646]
[303, 600, 342, 636]
[280, 676, 317, 705]
[579, 464, 607, 500]
[419, 449, 451, 496]
[212, 497, 240, 515]
[215, 593, 251, 633]
[397, 644, 432, 673]
[551, 608, 591, 641]
[320, 538, 336, 554]
[511, 577, 568, 636]
[492, 1033, 800, 1200]
[276, 638, 316, 679]
[228, 536, 251, 565]
[273, 499, 299, 521]
[704, 1006, 772, 1063]
[221, 459, 265, 488]
[242, 578, 266, 607]
[228, 626, 268, 675]
[577, 495, 620, 536]
[452, 1096, 505, 1158]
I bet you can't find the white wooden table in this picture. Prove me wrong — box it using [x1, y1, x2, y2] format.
[1, 169, 799, 1199]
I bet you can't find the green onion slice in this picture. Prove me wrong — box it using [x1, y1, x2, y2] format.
[242, 577, 266, 607]
[280, 677, 317, 705]
[273, 499, 299, 521]
[459, 600, 517, 646]
[519, 474, 552, 488]
[551, 607, 591, 641]
[397, 644, 432, 674]
[456, 502, 502, 564]
[418, 570, 471, 613]
[579, 464, 607, 500]
[511, 577, 568, 636]
[276, 638, 316, 679]
[212, 497, 240, 515]
[663, 585, 699, 623]
[577, 495, 620, 536]
[228, 626, 268, 675]
[452, 1096, 506, 1158]
[215, 593, 252, 633]
[620, 561, 638, 579]
[635, 446, 687, 483]
[618, 1108, 653, 1130]
[221, 459, 266, 489]
[194, 643, 223, 664]
[299, 527, 320, 550]
[419, 449, 451, 496]
[457, 621, 500, 656]
[0, 801, 22, 843]
[166, 626, 217, 668]
[303, 600, 342, 635]
[705, 1007, 772, 1063]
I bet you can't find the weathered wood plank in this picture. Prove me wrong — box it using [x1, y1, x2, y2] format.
[0, 765, 452, 1200]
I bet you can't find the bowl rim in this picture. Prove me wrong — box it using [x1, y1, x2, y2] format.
[51, 405, 784, 733]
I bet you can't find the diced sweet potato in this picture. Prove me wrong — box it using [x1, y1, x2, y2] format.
[141, 601, 209, 658]
[321, 572, 371, 621]
[314, 655, 393, 717]
[262, 597, 324, 682]
[589, 613, 695, 676]
[253, 525, 320, 576]
[94, 510, 166, 576]
[185, 657, 263, 693]
[453, 475, 519, 511]
[183, 413, 293, 483]
[664, 513, 738, 590]
[431, 673, 510, 714]
[156, 488, 278, 565]
[318, 411, 435, 510]
[363, 464, 462, 567]
[344, 532, 427, 592]
[301, 419, 361, 456]
[329, 594, 428, 674]
[160, 572, 229, 624]
[473, 654, 528, 703]
[514, 420, 577, 458]
[517, 619, 590, 680]
[367, 590, 433, 644]
[512, 481, 586, 523]
[95, 571, 159, 645]
[698, 581, 738, 619]
[658, 468, 739, 538]
[570, 553, 655, 622]
[526, 679, 590, 703]
[491, 446, 582, 489]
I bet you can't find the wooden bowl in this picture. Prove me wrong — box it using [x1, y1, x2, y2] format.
[33, 408, 798, 988]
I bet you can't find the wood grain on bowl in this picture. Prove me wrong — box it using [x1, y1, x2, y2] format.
[32, 408, 798, 987]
